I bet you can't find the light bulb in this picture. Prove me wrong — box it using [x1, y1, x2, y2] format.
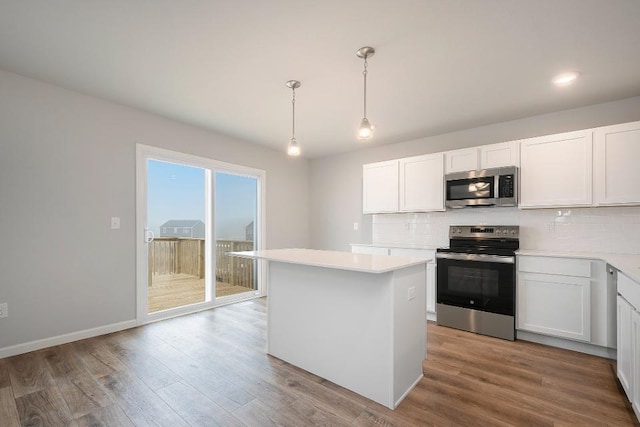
[358, 118, 373, 140]
[552, 71, 580, 87]
[287, 138, 300, 156]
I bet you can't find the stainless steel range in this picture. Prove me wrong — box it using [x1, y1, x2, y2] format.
[436, 225, 519, 341]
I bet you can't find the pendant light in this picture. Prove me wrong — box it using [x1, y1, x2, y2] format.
[356, 46, 375, 140]
[286, 80, 301, 156]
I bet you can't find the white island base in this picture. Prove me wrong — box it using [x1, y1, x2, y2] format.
[230, 249, 427, 409]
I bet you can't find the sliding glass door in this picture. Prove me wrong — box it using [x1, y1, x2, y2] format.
[214, 172, 259, 298]
[146, 160, 208, 313]
[136, 145, 264, 323]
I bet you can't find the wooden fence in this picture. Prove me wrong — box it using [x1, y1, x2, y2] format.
[148, 238, 254, 288]
[215, 240, 255, 289]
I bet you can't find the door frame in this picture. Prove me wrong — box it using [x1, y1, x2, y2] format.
[135, 144, 266, 325]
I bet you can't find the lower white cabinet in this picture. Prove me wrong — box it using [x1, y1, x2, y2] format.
[517, 256, 612, 345]
[618, 295, 634, 399]
[426, 263, 436, 314]
[617, 272, 640, 420]
[518, 271, 591, 342]
[633, 309, 640, 418]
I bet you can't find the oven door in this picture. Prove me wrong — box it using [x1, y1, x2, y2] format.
[436, 253, 515, 316]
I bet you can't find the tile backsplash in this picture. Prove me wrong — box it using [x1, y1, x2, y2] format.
[372, 206, 640, 254]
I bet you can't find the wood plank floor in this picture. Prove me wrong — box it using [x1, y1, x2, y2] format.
[0, 297, 637, 426]
[148, 274, 253, 313]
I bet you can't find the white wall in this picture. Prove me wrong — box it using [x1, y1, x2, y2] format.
[0, 69, 309, 351]
[309, 96, 640, 251]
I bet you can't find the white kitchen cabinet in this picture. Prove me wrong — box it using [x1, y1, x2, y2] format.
[518, 272, 591, 342]
[363, 160, 399, 213]
[444, 147, 479, 173]
[618, 295, 633, 399]
[632, 309, 640, 419]
[517, 256, 594, 342]
[399, 153, 445, 212]
[617, 272, 640, 420]
[519, 130, 593, 208]
[594, 120, 640, 206]
[479, 141, 520, 168]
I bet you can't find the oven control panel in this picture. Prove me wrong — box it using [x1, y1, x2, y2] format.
[449, 225, 519, 239]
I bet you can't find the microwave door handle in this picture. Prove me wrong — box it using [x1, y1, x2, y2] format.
[467, 203, 495, 208]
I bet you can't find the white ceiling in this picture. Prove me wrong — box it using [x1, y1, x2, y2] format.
[1, 1, 640, 158]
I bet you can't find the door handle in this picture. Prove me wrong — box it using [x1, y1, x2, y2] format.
[145, 229, 155, 243]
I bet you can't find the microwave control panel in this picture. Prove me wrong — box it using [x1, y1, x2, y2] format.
[498, 174, 515, 198]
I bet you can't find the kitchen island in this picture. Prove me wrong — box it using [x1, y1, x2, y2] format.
[228, 248, 429, 409]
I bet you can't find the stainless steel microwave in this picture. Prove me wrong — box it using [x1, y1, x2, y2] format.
[445, 166, 517, 208]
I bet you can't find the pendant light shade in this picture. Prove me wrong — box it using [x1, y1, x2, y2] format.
[356, 46, 375, 141]
[358, 117, 373, 140]
[286, 80, 301, 156]
[287, 137, 300, 156]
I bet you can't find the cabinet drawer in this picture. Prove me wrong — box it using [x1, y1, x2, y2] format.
[518, 256, 591, 277]
[619, 273, 640, 310]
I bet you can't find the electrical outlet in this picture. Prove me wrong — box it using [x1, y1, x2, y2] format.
[111, 217, 121, 230]
[0, 303, 8, 319]
[353, 222, 359, 231]
[545, 221, 555, 233]
[407, 286, 416, 301]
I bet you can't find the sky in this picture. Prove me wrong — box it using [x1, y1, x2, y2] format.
[147, 160, 257, 241]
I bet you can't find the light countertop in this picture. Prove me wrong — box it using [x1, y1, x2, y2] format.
[517, 249, 640, 283]
[228, 248, 431, 274]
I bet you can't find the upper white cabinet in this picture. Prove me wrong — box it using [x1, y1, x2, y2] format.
[362, 120, 640, 213]
[399, 153, 445, 212]
[519, 130, 593, 208]
[444, 148, 479, 173]
[362, 160, 399, 213]
[445, 142, 520, 174]
[479, 141, 520, 168]
[594, 120, 640, 206]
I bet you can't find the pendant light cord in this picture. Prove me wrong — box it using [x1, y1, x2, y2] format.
[363, 57, 368, 118]
[291, 87, 296, 139]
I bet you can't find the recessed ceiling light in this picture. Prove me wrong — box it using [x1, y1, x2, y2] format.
[552, 71, 580, 87]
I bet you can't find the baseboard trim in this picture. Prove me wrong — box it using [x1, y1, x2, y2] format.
[0, 319, 138, 359]
[394, 373, 423, 409]
[516, 330, 616, 359]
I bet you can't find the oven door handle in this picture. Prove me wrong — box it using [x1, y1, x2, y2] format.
[436, 252, 515, 264]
